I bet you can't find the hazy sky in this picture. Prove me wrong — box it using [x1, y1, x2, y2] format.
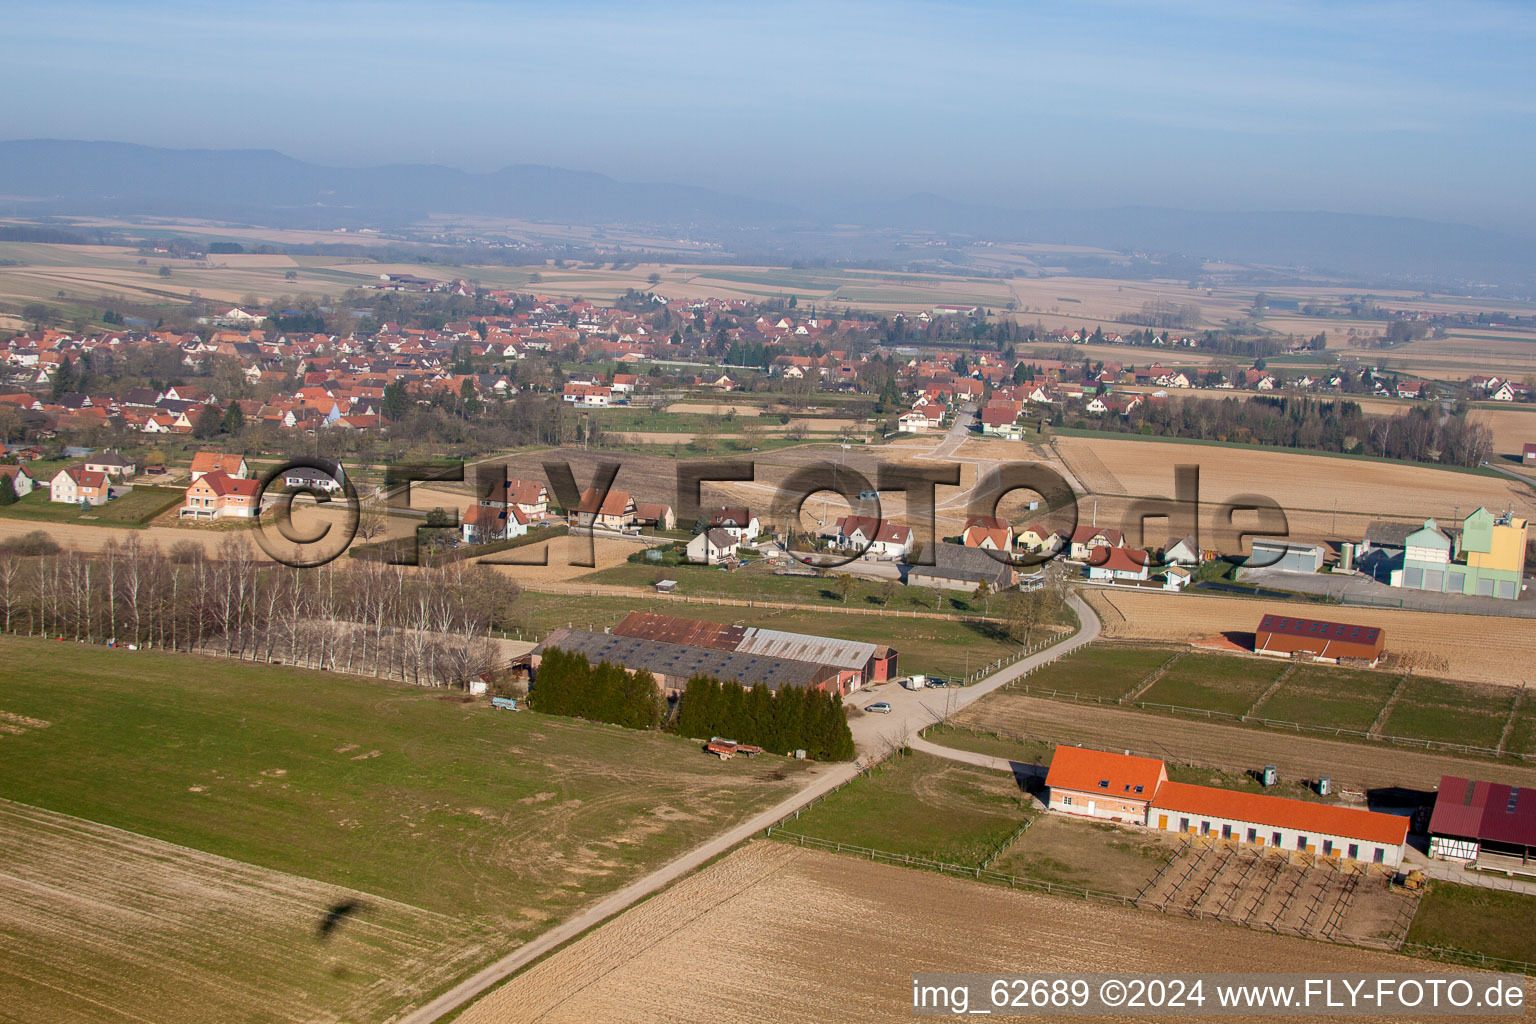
[7, 0, 1535, 230]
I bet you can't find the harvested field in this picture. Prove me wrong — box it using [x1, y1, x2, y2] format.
[1053, 435, 1536, 543]
[951, 689, 1536, 791]
[1084, 588, 1536, 688]
[457, 841, 1492, 1024]
[0, 799, 487, 1024]
[1470, 406, 1536, 462]
[991, 814, 1178, 897]
[479, 535, 642, 583]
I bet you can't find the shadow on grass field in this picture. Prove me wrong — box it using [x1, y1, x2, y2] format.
[0, 635, 808, 935]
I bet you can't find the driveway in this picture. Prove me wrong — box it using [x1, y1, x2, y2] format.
[402, 588, 1099, 1023]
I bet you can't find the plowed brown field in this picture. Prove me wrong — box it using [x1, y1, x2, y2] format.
[1054, 436, 1536, 529]
[458, 841, 1515, 1024]
[0, 800, 488, 1024]
[1084, 589, 1535, 687]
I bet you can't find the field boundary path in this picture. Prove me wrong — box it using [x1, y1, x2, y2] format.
[404, 589, 1100, 1024]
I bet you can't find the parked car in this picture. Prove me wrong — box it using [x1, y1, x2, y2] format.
[925, 676, 951, 688]
[864, 701, 893, 714]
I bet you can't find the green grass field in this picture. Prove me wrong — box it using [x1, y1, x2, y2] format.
[1501, 698, 1536, 757]
[0, 636, 807, 935]
[0, 483, 183, 527]
[1253, 665, 1399, 732]
[1138, 653, 1287, 716]
[579, 559, 1011, 616]
[782, 750, 1032, 865]
[1381, 678, 1515, 749]
[1408, 883, 1536, 967]
[1009, 643, 1175, 700]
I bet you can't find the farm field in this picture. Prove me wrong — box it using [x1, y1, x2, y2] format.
[0, 800, 488, 1024]
[456, 841, 1495, 1024]
[1052, 434, 1536, 547]
[0, 637, 810, 935]
[949, 688, 1536, 791]
[1469, 405, 1536, 463]
[989, 814, 1179, 898]
[1408, 883, 1536, 967]
[1084, 588, 1536, 688]
[991, 638, 1521, 756]
[782, 750, 1032, 865]
[1138, 652, 1288, 716]
[1380, 678, 1518, 750]
[1006, 641, 1175, 700]
[1253, 665, 1400, 732]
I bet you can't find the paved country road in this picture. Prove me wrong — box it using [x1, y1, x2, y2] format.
[398, 589, 1099, 1024]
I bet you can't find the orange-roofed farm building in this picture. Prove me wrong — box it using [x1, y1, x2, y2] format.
[1044, 746, 1167, 823]
[1254, 614, 1384, 666]
[1045, 746, 1407, 867]
[1149, 781, 1407, 867]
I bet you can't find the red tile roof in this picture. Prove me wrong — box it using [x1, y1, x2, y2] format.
[1046, 746, 1165, 801]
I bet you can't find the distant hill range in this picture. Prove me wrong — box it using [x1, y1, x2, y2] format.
[1, 139, 1532, 285]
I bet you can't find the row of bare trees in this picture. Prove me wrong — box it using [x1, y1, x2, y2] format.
[0, 535, 523, 690]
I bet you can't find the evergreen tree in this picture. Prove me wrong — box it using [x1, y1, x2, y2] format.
[193, 403, 224, 438]
[221, 401, 244, 435]
[383, 380, 410, 421]
[51, 356, 76, 400]
[0, 473, 16, 506]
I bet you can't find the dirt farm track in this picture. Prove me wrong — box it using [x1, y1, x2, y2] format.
[458, 841, 1522, 1024]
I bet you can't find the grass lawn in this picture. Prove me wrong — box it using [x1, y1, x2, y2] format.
[1381, 678, 1515, 749]
[0, 636, 808, 936]
[782, 750, 1032, 865]
[578, 559, 1009, 617]
[990, 814, 1178, 897]
[1408, 883, 1536, 966]
[1009, 643, 1175, 701]
[1254, 665, 1399, 733]
[1501, 699, 1536, 757]
[1138, 653, 1287, 717]
[921, 724, 1055, 767]
[515, 591, 1024, 678]
[0, 484, 183, 528]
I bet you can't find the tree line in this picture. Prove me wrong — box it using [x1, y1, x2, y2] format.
[1068, 395, 1494, 467]
[0, 534, 523, 689]
[674, 675, 855, 760]
[526, 647, 664, 729]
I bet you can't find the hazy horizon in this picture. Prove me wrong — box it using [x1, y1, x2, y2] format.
[7, 0, 1535, 234]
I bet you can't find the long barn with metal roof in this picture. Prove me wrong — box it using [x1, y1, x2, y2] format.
[530, 627, 838, 697]
[612, 611, 897, 689]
